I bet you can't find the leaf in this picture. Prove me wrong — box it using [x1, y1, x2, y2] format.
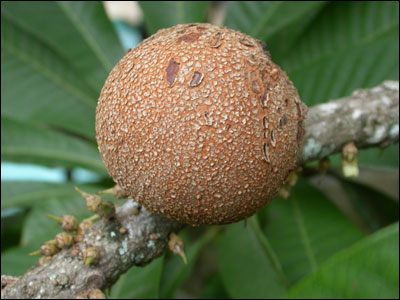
[138, 1, 210, 35]
[3, 194, 91, 275]
[262, 179, 365, 284]
[280, 1, 399, 106]
[160, 227, 219, 298]
[1, 208, 27, 250]
[339, 179, 399, 233]
[286, 222, 399, 299]
[109, 257, 164, 299]
[3, 185, 102, 275]
[327, 143, 399, 171]
[1, 245, 39, 276]
[2, 1, 123, 92]
[199, 272, 230, 299]
[1, 181, 73, 208]
[1, 117, 106, 173]
[217, 221, 287, 299]
[346, 167, 399, 201]
[21, 192, 92, 246]
[356, 144, 399, 169]
[1, 15, 99, 140]
[224, 2, 327, 54]
[1, 181, 103, 209]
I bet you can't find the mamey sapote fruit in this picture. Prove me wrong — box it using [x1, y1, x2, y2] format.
[96, 23, 307, 225]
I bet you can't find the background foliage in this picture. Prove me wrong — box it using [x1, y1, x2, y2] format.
[1, 1, 399, 299]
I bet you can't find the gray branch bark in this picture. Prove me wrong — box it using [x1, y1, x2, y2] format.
[299, 80, 399, 164]
[2, 81, 399, 299]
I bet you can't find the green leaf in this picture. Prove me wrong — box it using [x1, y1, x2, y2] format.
[109, 257, 164, 299]
[339, 180, 399, 233]
[1, 245, 39, 276]
[2, 185, 103, 275]
[327, 143, 399, 171]
[1, 181, 104, 209]
[2, 194, 93, 275]
[346, 167, 399, 201]
[1, 181, 73, 208]
[139, 1, 210, 34]
[160, 227, 219, 298]
[1, 208, 27, 250]
[1, 117, 106, 173]
[1, 15, 99, 139]
[217, 221, 287, 299]
[199, 272, 230, 299]
[357, 144, 399, 169]
[2, 1, 123, 92]
[281, 1, 399, 106]
[21, 192, 92, 246]
[262, 179, 365, 284]
[286, 222, 399, 299]
[224, 2, 327, 52]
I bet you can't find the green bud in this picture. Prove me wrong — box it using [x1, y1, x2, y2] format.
[55, 232, 74, 248]
[168, 233, 187, 264]
[75, 187, 102, 213]
[342, 142, 359, 177]
[61, 215, 79, 232]
[47, 214, 78, 232]
[41, 240, 60, 256]
[98, 200, 115, 220]
[83, 247, 101, 266]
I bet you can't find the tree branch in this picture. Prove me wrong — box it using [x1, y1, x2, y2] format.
[299, 80, 399, 164]
[2, 81, 399, 299]
[2, 201, 183, 299]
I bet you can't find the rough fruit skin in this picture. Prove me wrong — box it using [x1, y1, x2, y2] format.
[96, 23, 307, 225]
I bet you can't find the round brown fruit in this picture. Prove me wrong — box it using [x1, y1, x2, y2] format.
[96, 23, 307, 225]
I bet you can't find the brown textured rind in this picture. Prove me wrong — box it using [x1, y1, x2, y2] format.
[96, 23, 306, 225]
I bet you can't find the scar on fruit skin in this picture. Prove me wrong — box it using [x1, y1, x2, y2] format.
[189, 71, 204, 87]
[166, 59, 180, 86]
[177, 32, 202, 43]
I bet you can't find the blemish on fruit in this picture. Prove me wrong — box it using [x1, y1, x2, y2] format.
[208, 32, 223, 48]
[263, 143, 270, 163]
[177, 32, 202, 43]
[189, 71, 204, 87]
[263, 116, 268, 129]
[166, 59, 180, 86]
[279, 114, 287, 128]
[284, 98, 289, 106]
[270, 129, 276, 147]
[204, 112, 212, 126]
[250, 71, 260, 94]
[239, 37, 255, 47]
